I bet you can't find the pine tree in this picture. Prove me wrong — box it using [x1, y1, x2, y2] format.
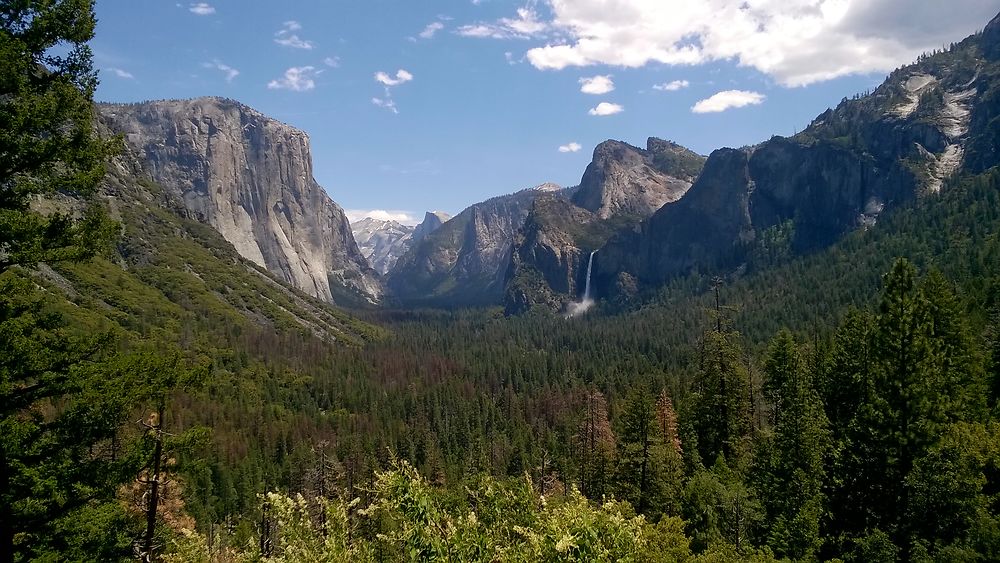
[693, 329, 752, 466]
[576, 389, 615, 499]
[0, 0, 118, 272]
[760, 330, 830, 560]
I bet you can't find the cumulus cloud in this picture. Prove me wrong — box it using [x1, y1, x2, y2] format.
[456, 7, 548, 39]
[105, 67, 134, 79]
[372, 70, 413, 114]
[653, 80, 690, 91]
[267, 66, 318, 91]
[558, 142, 582, 153]
[375, 69, 414, 86]
[346, 209, 418, 225]
[691, 90, 765, 113]
[579, 75, 614, 95]
[202, 59, 239, 82]
[521, 0, 998, 87]
[188, 2, 214, 15]
[323, 57, 340, 68]
[274, 20, 315, 50]
[588, 102, 623, 116]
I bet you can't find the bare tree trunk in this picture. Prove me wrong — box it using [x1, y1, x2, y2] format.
[141, 405, 164, 562]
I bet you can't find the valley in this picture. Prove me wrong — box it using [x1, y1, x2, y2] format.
[4, 3, 1000, 562]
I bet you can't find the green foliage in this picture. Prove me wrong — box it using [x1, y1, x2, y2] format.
[692, 330, 752, 466]
[166, 460, 695, 562]
[0, 0, 120, 271]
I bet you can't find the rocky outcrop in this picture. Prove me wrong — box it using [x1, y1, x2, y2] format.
[571, 138, 704, 219]
[500, 140, 703, 313]
[595, 18, 1000, 300]
[351, 211, 450, 275]
[503, 195, 612, 314]
[387, 185, 560, 307]
[351, 218, 415, 275]
[100, 97, 380, 305]
[412, 211, 451, 242]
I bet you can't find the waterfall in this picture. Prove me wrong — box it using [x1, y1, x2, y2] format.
[582, 250, 596, 301]
[566, 250, 597, 318]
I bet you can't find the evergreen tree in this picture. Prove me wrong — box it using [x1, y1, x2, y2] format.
[615, 385, 685, 518]
[1, 0, 118, 271]
[576, 389, 614, 500]
[759, 330, 830, 560]
[693, 329, 752, 466]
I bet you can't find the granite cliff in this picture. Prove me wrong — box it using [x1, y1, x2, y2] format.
[100, 97, 380, 305]
[596, 18, 1000, 301]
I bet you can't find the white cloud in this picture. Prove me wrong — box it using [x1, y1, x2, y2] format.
[188, 2, 214, 15]
[105, 67, 134, 79]
[691, 90, 765, 113]
[267, 66, 318, 92]
[371, 97, 398, 114]
[579, 74, 614, 95]
[323, 57, 340, 68]
[521, 0, 998, 87]
[653, 79, 689, 91]
[375, 69, 414, 86]
[456, 7, 548, 39]
[419, 22, 446, 39]
[346, 209, 418, 225]
[588, 102, 623, 116]
[558, 142, 582, 153]
[202, 59, 239, 82]
[274, 21, 315, 50]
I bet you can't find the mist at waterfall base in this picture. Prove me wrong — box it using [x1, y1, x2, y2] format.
[565, 251, 597, 319]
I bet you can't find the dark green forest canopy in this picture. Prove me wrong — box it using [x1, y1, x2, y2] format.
[5, 2, 1000, 560]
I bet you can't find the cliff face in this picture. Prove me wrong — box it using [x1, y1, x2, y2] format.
[412, 211, 451, 242]
[596, 20, 1000, 300]
[387, 185, 559, 307]
[351, 218, 415, 275]
[501, 139, 704, 313]
[503, 195, 611, 314]
[571, 138, 704, 219]
[351, 211, 450, 275]
[100, 97, 380, 305]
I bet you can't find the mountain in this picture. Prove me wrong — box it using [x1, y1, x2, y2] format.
[502, 139, 706, 313]
[595, 19, 1000, 302]
[41, 122, 384, 347]
[387, 184, 563, 307]
[571, 138, 705, 219]
[412, 211, 452, 242]
[351, 218, 414, 275]
[99, 97, 381, 305]
[351, 212, 451, 275]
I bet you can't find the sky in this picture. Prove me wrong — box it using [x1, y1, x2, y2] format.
[91, 0, 1000, 224]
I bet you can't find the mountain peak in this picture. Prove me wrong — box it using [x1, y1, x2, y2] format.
[532, 182, 563, 193]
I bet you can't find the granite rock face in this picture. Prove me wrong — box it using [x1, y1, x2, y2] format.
[350, 218, 415, 276]
[412, 211, 451, 242]
[501, 140, 704, 313]
[351, 211, 450, 275]
[595, 17, 1000, 300]
[571, 138, 704, 219]
[387, 185, 560, 307]
[100, 97, 381, 304]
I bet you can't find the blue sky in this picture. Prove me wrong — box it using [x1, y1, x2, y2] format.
[91, 0, 998, 223]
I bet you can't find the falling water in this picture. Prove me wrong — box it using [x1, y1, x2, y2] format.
[566, 250, 597, 318]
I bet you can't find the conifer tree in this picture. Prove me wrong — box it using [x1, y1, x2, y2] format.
[576, 389, 615, 499]
[760, 330, 830, 560]
[693, 329, 752, 466]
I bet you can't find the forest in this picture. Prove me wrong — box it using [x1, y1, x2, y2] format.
[4, 2, 1000, 562]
